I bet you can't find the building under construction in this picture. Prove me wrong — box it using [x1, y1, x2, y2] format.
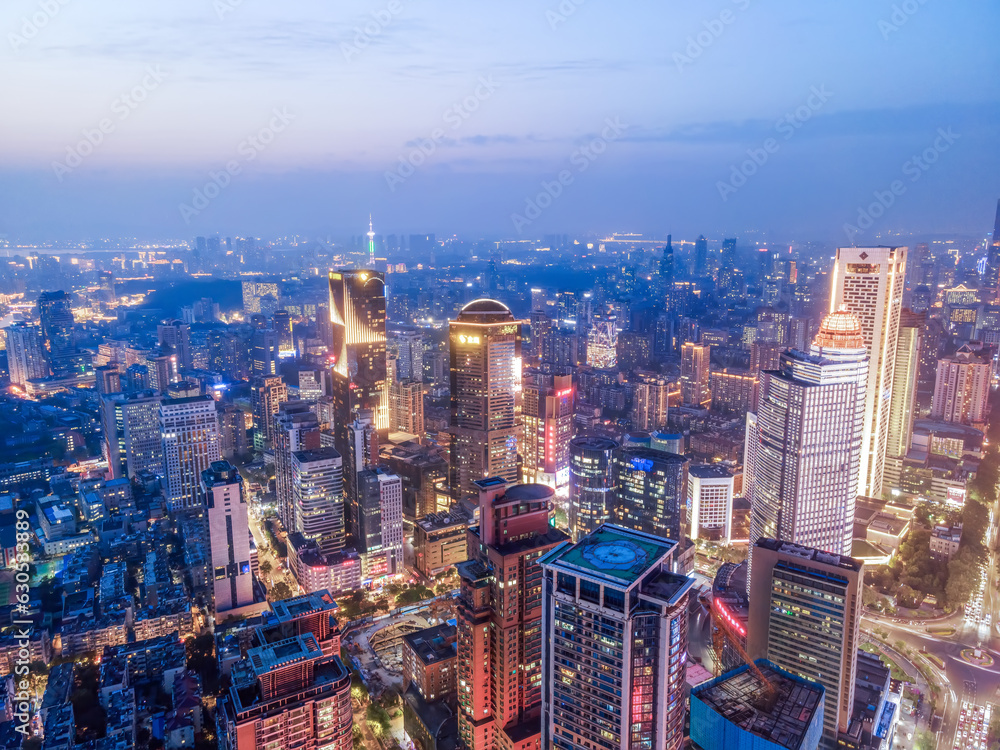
[690, 659, 825, 750]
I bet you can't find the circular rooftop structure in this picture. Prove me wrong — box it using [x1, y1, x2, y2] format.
[504, 483, 555, 503]
[456, 298, 515, 323]
[813, 307, 864, 351]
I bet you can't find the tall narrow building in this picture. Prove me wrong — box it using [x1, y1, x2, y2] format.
[328, 269, 388, 441]
[681, 342, 711, 407]
[829, 246, 907, 498]
[203, 461, 253, 614]
[747, 310, 868, 558]
[539, 525, 693, 750]
[520, 372, 574, 489]
[883, 310, 923, 491]
[747, 539, 863, 750]
[250, 376, 287, 451]
[568, 436, 617, 541]
[612, 444, 688, 543]
[273, 401, 321, 533]
[101, 390, 163, 480]
[292, 447, 346, 555]
[985, 198, 1000, 302]
[931, 345, 992, 428]
[449, 300, 522, 498]
[356, 467, 404, 580]
[161, 395, 221, 511]
[456, 479, 568, 750]
[4, 322, 49, 388]
[38, 290, 80, 377]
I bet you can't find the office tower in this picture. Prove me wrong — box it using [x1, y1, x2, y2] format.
[749, 341, 784, 375]
[521, 372, 574, 489]
[985, 199, 1000, 302]
[931, 345, 992, 428]
[355, 467, 403, 580]
[756, 307, 790, 345]
[203, 461, 253, 613]
[456, 479, 568, 750]
[747, 310, 868, 558]
[883, 310, 922, 490]
[4, 321, 49, 388]
[687, 464, 735, 543]
[449, 299, 522, 498]
[612, 444, 688, 543]
[830, 246, 907, 498]
[157, 320, 192, 371]
[709, 367, 758, 415]
[747, 539, 863, 750]
[124, 363, 149, 392]
[631, 378, 669, 431]
[681, 342, 711, 407]
[272, 309, 294, 355]
[218, 405, 249, 460]
[387, 330, 425, 381]
[388, 378, 424, 438]
[241, 280, 280, 314]
[146, 351, 178, 392]
[695, 233, 708, 273]
[529, 309, 553, 364]
[568, 436, 617, 541]
[296, 368, 323, 402]
[94, 364, 122, 395]
[274, 401, 321, 533]
[661, 235, 675, 286]
[101, 390, 163, 480]
[38, 290, 79, 376]
[251, 376, 288, 451]
[616, 329, 651, 372]
[586, 314, 617, 369]
[329, 269, 388, 449]
[292, 448, 346, 555]
[343, 412, 377, 539]
[250, 328, 279, 378]
[539, 525, 693, 750]
[161, 395, 221, 511]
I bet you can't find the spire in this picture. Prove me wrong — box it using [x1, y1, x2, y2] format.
[367, 215, 376, 268]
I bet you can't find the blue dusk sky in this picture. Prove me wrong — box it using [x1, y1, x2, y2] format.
[1, 0, 998, 242]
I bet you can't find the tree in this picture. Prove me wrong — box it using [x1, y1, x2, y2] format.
[259, 559, 272, 578]
[269, 581, 292, 601]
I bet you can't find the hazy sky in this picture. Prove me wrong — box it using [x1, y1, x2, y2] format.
[2, 0, 998, 242]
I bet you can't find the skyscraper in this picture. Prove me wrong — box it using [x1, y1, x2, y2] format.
[250, 376, 287, 451]
[631, 377, 670, 430]
[456, 479, 568, 750]
[830, 246, 907, 498]
[585, 314, 617, 369]
[161, 395, 221, 511]
[688, 464, 735, 543]
[747, 310, 868, 558]
[157, 320, 192, 371]
[387, 330, 425, 380]
[539, 524, 693, 750]
[250, 328, 280, 378]
[328, 269, 388, 445]
[4, 321, 49, 388]
[931, 345, 992, 428]
[612, 444, 688, 543]
[203, 461, 253, 613]
[568, 436, 617, 541]
[985, 199, 1000, 302]
[101, 390, 163, 480]
[747, 539, 863, 750]
[681, 342, 711, 407]
[520, 372, 574, 489]
[449, 299, 522, 498]
[883, 310, 923, 490]
[387, 378, 425, 438]
[355, 467, 403, 580]
[273, 401, 321, 533]
[292, 447, 347, 555]
[38, 290, 80, 376]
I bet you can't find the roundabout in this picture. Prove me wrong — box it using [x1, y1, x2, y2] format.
[959, 648, 994, 667]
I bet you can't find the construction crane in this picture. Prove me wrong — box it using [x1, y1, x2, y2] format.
[709, 600, 778, 711]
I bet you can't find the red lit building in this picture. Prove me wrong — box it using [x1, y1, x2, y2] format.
[456, 478, 569, 750]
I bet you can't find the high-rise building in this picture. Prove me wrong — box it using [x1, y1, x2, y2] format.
[329, 269, 388, 445]
[388, 378, 424, 438]
[709, 367, 759, 415]
[101, 390, 163, 480]
[568, 436, 617, 541]
[681, 342, 711, 407]
[4, 322, 49, 388]
[272, 309, 294, 355]
[612, 444, 688, 543]
[355, 467, 403, 580]
[688, 464, 735, 543]
[161, 395, 221, 511]
[747, 539, 863, 750]
[539, 524, 693, 750]
[387, 330, 425, 381]
[146, 350, 178, 392]
[747, 310, 868, 558]
[157, 320, 192, 371]
[449, 299, 522, 498]
[456, 479, 568, 750]
[830, 246, 907, 498]
[250, 328, 280, 378]
[985, 199, 1000, 302]
[586, 314, 617, 369]
[931, 345, 992, 428]
[521, 372, 574, 489]
[203, 461, 253, 613]
[528, 310, 554, 365]
[292, 447, 346, 555]
[94, 364, 122, 395]
[631, 377, 670, 431]
[38, 290, 80, 377]
[274, 401, 321, 533]
[884, 310, 923, 490]
[241, 280, 280, 314]
[250, 376, 287, 451]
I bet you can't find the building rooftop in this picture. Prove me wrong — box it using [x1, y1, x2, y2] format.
[693, 660, 824, 750]
[403, 624, 457, 666]
[540, 524, 674, 585]
[247, 634, 321, 675]
[755, 538, 862, 572]
[689, 464, 734, 480]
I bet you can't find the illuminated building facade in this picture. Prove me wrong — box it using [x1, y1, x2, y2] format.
[449, 299, 522, 499]
[687, 464, 735, 543]
[586, 316, 617, 369]
[931, 344, 992, 428]
[4, 321, 48, 388]
[293, 447, 347, 555]
[274, 401, 321, 533]
[568, 436, 617, 541]
[540, 525, 693, 750]
[830, 246, 907, 498]
[612, 445, 688, 543]
[631, 378, 670, 431]
[681, 342, 711, 407]
[161, 395, 221, 511]
[521, 372, 574, 489]
[884, 310, 923, 490]
[203, 461, 253, 613]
